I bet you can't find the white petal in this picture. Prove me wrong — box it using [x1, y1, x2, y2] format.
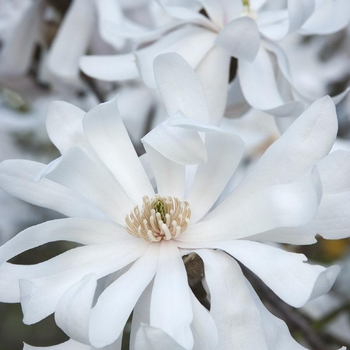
[252, 150, 350, 244]
[196, 249, 268, 349]
[301, 0, 350, 35]
[154, 53, 210, 123]
[89, 244, 158, 347]
[79, 54, 139, 81]
[190, 291, 218, 350]
[246, 282, 308, 350]
[142, 116, 207, 166]
[213, 96, 337, 215]
[44, 147, 133, 225]
[143, 143, 186, 198]
[46, 101, 92, 155]
[216, 240, 340, 307]
[0, 218, 131, 265]
[150, 240, 193, 349]
[19, 240, 148, 324]
[0, 160, 106, 220]
[224, 76, 250, 118]
[83, 96, 154, 205]
[238, 46, 301, 113]
[23, 339, 91, 350]
[134, 325, 186, 350]
[46, 0, 95, 84]
[55, 274, 97, 344]
[136, 26, 216, 88]
[195, 46, 231, 123]
[186, 131, 244, 223]
[181, 168, 322, 241]
[216, 17, 260, 62]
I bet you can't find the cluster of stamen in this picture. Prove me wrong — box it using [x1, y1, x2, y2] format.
[125, 195, 191, 242]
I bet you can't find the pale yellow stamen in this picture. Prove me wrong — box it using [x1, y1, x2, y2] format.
[125, 195, 191, 242]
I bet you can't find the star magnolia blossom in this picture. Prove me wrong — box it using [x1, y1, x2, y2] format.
[80, 0, 350, 121]
[0, 83, 349, 349]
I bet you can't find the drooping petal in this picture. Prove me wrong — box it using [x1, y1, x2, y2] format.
[83, 96, 154, 205]
[196, 249, 268, 349]
[213, 241, 340, 308]
[185, 131, 244, 223]
[216, 16, 260, 62]
[46, 101, 92, 155]
[44, 147, 133, 225]
[23, 339, 91, 350]
[46, 0, 95, 85]
[195, 46, 231, 123]
[212, 96, 337, 216]
[19, 240, 148, 324]
[135, 26, 216, 88]
[180, 168, 322, 241]
[0, 160, 107, 220]
[150, 240, 193, 349]
[88, 244, 159, 348]
[154, 53, 210, 123]
[79, 54, 139, 81]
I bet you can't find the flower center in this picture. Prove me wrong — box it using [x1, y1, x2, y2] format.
[125, 195, 191, 242]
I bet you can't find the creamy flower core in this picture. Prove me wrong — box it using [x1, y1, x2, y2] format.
[125, 195, 191, 242]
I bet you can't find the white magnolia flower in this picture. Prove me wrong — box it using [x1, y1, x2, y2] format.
[80, 0, 350, 120]
[0, 51, 349, 348]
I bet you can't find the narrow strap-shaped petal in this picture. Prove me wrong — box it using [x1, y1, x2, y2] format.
[150, 240, 193, 350]
[19, 240, 148, 324]
[190, 290, 218, 350]
[83, 96, 154, 205]
[143, 142, 186, 198]
[89, 244, 159, 348]
[0, 218, 131, 265]
[154, 53, 210, 123]
[196, 249, 269, 350]
[44, 147, 133, 225]
[209, 241, 340, 308]
[212, 96, 337, 216]
[180, 168, 322, 241]
[0, 159, 106, 220]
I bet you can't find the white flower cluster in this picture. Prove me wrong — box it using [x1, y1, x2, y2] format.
[0, 0, 350, 349]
